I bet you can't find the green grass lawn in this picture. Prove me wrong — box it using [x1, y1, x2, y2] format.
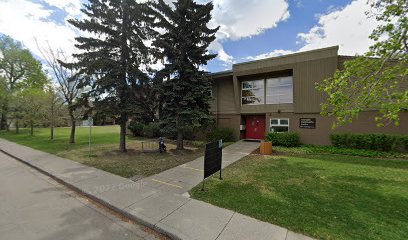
[0, 126, 204, 178]
[0, 126, 121, 154]
[190, 152, 408, 240]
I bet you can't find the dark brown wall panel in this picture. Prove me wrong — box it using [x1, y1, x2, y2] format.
[216, 78, 238, 114]
[293, 56, 338, 113]
[216, 114, 241, 140]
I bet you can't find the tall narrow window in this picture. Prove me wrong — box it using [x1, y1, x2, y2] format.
[242, 80, 264, 105]
[266, 76, 293, 104]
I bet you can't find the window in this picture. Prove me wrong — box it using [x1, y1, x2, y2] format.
[266, 76, 293, 104]
[242, 80, 264, 105]
[270, 118, 289, 132]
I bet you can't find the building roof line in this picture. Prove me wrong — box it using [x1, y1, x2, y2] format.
[208, 46, 341, 77]
[233, 45, 339, 67]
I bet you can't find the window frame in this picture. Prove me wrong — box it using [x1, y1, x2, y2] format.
[241, 79, 265, 106]
[269, 118, 290, 133]
[265, 76, 294, 104]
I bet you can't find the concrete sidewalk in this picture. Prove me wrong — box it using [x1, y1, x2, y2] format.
[0, 139, 313, 240]
[143, 141, 260, 194]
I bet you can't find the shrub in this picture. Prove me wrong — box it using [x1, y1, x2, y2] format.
[161, 127, 196, 140]
[402, 136, 408, 151]
[207, 128, 235, 142]
[330, 133, 403, 152]
[265, 132, 300, 147]
[142, 123, 161, 138]
[330, 133, 349, 147]
[127, 121, 144, 137]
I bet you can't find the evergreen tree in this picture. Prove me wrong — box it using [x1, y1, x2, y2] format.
[150, 0, 219, 150]
[69, 0, 153, 152]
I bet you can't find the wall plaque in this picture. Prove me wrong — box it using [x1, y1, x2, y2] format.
[299, 118, 316, 129]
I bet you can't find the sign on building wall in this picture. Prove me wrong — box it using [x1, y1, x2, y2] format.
[299, 118, 316, 129]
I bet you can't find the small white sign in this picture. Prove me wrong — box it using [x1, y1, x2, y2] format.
[88, 117, 93, 126]
[219, 139, 223, 148]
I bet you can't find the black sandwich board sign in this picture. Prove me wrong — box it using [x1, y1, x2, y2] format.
[202, 139, 223, 190]
[299, 118, 316, 129]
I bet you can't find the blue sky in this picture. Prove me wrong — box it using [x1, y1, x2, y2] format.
[222, 0, 352, 58]
[0, 0, 377, 73]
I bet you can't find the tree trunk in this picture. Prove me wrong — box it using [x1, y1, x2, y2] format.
[177, 130, 184, 150]
[15, 119, 19, 134]
[69, 111, 76, 143]
[70, 116, 76, 144]
[119, 120, 127, 152]
[50, 99, 54, 140]
[0, 113, 6, 130]
[30, 122, 34, 136]
[50, 126, 54, 140]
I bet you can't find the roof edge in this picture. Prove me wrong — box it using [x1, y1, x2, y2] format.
[208, 70, 233, 78]
[234, 45, 339, 67]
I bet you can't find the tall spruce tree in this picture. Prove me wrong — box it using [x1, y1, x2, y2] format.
[151, 0, 219, 150]
[69, 0, 153, 152]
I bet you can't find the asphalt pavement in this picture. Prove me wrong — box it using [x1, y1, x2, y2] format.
[0, 151, 164, 240]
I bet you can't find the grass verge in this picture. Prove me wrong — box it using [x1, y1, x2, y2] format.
[0, 126, 204, 178]
[190, 152, 408, 240]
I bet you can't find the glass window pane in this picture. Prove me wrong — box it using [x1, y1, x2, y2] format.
[243, 80, 263, 89]
[252, 80, 264, 89]
[242, 82, 252, 89]
[266, 78, 280, 87]
[266, 95, 279, 104]
[270, 126, 289, 132]
[280, 119, 289, 125]
[242, 89, 253, 97]
[270, 119, 278, 125]
[242, 96, 263, 105]
[266, 76, 293, 104]
[242, 80, 264, 105]
[280, 76, 293, 85]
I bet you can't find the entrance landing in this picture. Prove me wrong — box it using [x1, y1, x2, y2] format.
[142, 140, 260, 194]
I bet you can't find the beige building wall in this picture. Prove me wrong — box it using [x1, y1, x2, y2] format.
[209, 46, 408, 145]
[266, 112, 408, 145]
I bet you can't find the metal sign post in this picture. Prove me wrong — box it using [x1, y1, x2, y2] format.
[88, 117, 93, 159]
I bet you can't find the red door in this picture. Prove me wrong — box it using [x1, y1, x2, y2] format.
[246, 115, 266, 140]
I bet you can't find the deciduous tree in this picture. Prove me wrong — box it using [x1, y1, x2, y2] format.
[43, 86, 66, 140]
[317, 0, 408, 127]
[37, 42, 84, 143]
[0, 35, 47, 130]
[18, 88, 48, 136]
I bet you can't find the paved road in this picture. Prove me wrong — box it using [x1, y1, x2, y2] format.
[0, 152, 164, 240]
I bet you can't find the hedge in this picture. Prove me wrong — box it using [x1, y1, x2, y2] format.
[265, 132, 300, 147]
[127, 121, 144, 136]
[142, 123, 161, 138]
[330, 133, 408, 152]
[207, 128, 235, 142]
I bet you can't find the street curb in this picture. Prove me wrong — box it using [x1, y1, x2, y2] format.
[0, 148, 182, 240]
